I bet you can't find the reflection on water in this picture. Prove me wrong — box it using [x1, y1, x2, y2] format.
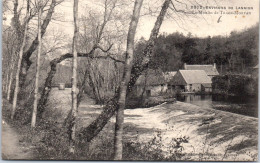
[177, 94, 258, 117]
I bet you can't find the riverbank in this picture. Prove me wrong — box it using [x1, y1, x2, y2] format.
[176, 94, 258, 117]
[2, 88, 258, 161]
[47, 89, 258, 160]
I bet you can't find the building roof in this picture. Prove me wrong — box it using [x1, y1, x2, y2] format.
[185, 64, 219, 76]
[163, 71, 177, 82]
[179, 70, 212, 84]
[135, 69, 166, 86]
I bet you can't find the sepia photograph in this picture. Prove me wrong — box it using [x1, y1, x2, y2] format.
[1, 0, 259, 161]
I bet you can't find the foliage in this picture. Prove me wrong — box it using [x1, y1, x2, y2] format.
[144, 32, 186, 71]
[212, 74, 257, 96]
[123, 132, 189, 161]
[182, 38, 203, 64]
[35, 127, 190, 160]
[135, 24, 259, 74]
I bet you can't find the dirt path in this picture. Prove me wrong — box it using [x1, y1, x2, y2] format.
[2, 121, 32, 160]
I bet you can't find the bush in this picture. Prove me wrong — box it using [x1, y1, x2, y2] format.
[23, 120, 190, 161]
[212, 74, 257, 96]
[123, 132, 189, 161]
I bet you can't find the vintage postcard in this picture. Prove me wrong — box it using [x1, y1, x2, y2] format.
[2, 0, 259, 161]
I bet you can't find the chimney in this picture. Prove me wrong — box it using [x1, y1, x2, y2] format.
[213, 63, 216, 69]
[184, 63, 187, 69]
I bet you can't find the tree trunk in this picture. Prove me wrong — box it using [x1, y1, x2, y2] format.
[91, 66, 102, 103]
[69, 0, 79, 154]
[220, 62, 223, 74]
[140, 71, 148, 106]
[7, 48, 17, 101]
[11, 0, 30, 120]
[19, 0, 56, 89]
[4, 72, 9, 95]
[36, 0, 170, 145]
[89, 71, 101, 103]
[7, 67, 14, 101]
[79, 0, 170, 144]
[106, 61, 110, 92]
[114, 0, 143, 160]
[77, 67, 89, 107]
[86, 59, 102, 104]
[31, 3, 42, 128]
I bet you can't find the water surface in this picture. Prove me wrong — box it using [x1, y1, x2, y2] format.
[177, 94, 258, 118]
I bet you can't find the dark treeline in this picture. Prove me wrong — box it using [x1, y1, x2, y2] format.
[135, 23, 259, 74]
[212, 74, 258, 97]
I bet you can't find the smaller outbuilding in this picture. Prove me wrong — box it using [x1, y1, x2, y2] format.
[168, 70, 212, 93]
[163, 71, 177, 82]
[132, 69, 168, 97]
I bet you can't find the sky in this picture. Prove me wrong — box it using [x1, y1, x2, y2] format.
[137, 0, 259, 38]
[4, 0, 259, 40]
[47, 0, 259, 40]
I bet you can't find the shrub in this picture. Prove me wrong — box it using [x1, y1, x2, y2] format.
[123, 132, 189, 161]
[212, 74, 257, 96]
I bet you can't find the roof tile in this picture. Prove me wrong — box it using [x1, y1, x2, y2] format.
[179, 70, 212, 84]
[185, 65, 219, 76]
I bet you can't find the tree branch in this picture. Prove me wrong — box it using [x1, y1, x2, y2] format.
[12, 0, 23, 41]
[78, 0, 171, 144]
[24, 0, 57, 62]
[37, 43, 115, 118]
[95, 44, 113, 53]
[169, 0, 189, 14]
[92, 54, 124, 63]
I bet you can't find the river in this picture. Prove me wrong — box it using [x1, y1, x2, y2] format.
[176, 94, 258, 118]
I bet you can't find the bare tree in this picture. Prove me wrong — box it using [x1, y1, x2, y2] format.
[68, 0, 79, 154]
[11, 0, 59, 91]
[11, 0, 30, 120]
[77, 0, 125, 104]
[114, 0, 143, 159]
[78, 0, 171, 145]
[35, 0, 170, 148]
[37, 0, 124, 117]
[2, 27, 19, 101]
[31, 0, 43, 128]
[6, 61, 16, 101]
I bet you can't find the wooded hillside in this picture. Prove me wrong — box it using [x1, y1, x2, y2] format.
[136, 24, 259, 74]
